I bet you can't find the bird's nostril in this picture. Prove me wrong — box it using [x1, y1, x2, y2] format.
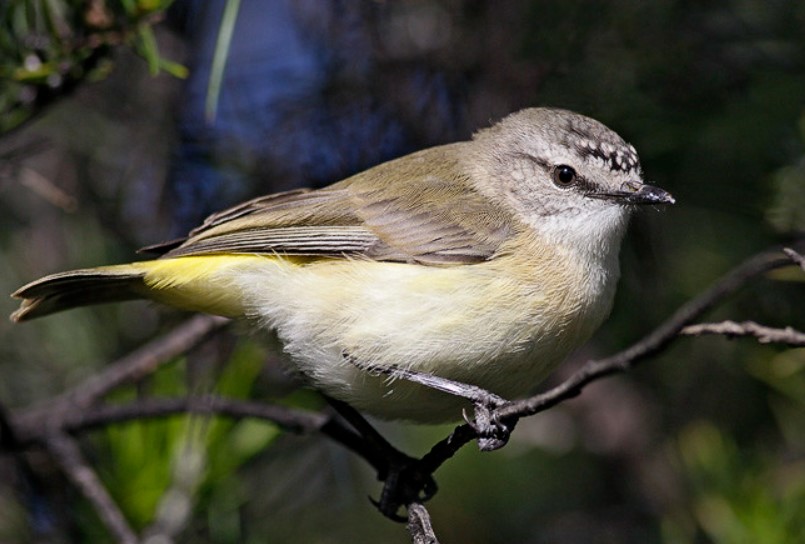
[621, 180, 642, 193]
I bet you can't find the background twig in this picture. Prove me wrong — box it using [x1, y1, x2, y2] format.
[17, 315, 229, 431]
[783, 248, 805, 271]
[14, 396, 328, 446]
[46, 432, 138, 544]
[681, 320, 805, 346]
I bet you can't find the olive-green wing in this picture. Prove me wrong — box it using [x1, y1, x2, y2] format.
[155, 145, 516, 265]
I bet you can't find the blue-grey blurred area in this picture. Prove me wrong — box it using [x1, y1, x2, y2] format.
[166, 0, 465, 232]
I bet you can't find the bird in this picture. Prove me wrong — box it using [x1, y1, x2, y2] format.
[10, 108, 674, 423]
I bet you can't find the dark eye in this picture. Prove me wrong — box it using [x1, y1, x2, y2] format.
[552, 165, 577, 187]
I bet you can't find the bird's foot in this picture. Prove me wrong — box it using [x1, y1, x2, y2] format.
[349, 359, 517, 452]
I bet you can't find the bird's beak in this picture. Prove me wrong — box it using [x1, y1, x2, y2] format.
[592, 181, 675, 206]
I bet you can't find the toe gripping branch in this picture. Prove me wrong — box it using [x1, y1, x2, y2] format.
[356, 361, 519, 451]
[330, 361, 518, 521]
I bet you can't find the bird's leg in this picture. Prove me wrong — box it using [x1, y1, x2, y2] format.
[346, 357, 518, 451]
[324, 396, 437, 522]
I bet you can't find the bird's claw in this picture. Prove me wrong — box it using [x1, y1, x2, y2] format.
[463, 401, 517, 452]
[371, 459, 439, 522]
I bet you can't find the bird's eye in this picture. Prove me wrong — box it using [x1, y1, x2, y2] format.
[552, 165, 577, 187]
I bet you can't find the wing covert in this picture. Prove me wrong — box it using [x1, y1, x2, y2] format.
[155, 144, 517, 264]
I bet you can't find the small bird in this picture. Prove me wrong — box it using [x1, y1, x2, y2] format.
[11, 108, 674, 422]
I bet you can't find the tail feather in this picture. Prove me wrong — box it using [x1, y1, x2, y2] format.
[11, 266, 147, 322]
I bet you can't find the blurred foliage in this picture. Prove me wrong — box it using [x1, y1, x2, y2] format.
[0, 0, 184, 134]
[96, 340, 279, 535]
[666, 420, 805, 543]
[767, 113, 805, 235]
[0, 0, 804, 543]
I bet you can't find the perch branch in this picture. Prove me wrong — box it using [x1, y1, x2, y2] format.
[407, 502, 440, 544]
[681, 320, 805, 346]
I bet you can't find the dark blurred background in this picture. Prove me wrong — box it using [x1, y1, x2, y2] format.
[1, 1, 804, 542]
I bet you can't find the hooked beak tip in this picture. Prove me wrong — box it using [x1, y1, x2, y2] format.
[617, 182, 674, 206]
[636, 184, 675, 205]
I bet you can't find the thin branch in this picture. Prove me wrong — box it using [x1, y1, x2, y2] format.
[407, 503, 440, 544]
[324, 397, 438, 521]
[681, 320, 805, 346]
[0, 400, 70, 540]
[14, 395, 391, 504]
[65, 396, 328, 436]
[17, 315, 229, 430]
[13, 395, 353, 446]
[418, 424, 478, 475]
[783, 247, 805, 271]
[46, 432, 138, 544]
[324, 397, 411, 476]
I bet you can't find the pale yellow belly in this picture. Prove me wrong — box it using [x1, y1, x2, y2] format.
[192, 253, 612, 421]
[135, 249, 614, 421]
